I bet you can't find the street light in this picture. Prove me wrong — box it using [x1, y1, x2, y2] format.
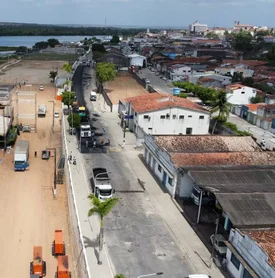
[137, 272, 163, 278]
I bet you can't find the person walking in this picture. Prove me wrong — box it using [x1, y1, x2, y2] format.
[34, 151, 37, 158]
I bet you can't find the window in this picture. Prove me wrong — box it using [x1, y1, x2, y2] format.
[188, 115, 192, 118]
[148, 128, 152, 133]
[199, 115, 204, 119]
[160, 115, 165, 119]
[144, 115, 149, 119]
[135, 112, 137, 116]
[173, 115, 177, 119]
[168, 177, 173, 185]
[179, 115, 184, 119]
[186, 128, 193, 135]
[158, 165, 162, 172]
[241, 91, 245, 94]
[230, 253, 240, 270]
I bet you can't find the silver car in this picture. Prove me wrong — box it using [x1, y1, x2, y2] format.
[210, 234, 227, 256]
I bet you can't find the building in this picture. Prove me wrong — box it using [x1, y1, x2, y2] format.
[168, 65, 192, 81]
[143, 135, 267, 197]
[226, 84, 260, 105]
[119, 93, 210, 140]
[263, 35, 275, 43]
[215, 67, 254, 78]
[127, 54, 147, 68]
[256, 104, 275, 132]
[189, 21, 208, 33]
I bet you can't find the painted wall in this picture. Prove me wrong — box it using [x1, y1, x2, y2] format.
[226, 86, 257, 105]
[227, 229, 275, 278]
[132, 106, 210, 136]
[176, 172, 195, 198]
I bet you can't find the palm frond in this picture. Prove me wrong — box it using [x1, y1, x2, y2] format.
[100, 197, 119, 217]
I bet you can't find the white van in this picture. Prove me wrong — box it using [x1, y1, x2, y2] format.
[90, 91, 97, 101]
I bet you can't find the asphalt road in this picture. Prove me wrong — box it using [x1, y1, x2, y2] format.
[72, 62, 196, 277]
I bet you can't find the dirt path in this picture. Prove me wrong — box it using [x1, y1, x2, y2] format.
[0, 61, 73, 278]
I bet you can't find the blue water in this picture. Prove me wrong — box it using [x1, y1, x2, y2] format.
[0, 35, 112, 47]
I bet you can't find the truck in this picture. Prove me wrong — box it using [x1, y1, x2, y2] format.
[55, 256, 71, 278]
[14, 140, 29, 171]
[90, 168, 115, 201]
[90, 91, 97, 101]
[80, 124, 92, 138]
[30, 246, 46, 278]
[52, 230, 66, 257]
[38, 104, 46, 117]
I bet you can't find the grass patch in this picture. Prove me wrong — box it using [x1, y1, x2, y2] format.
[22, 52, 80, 61]
[223, 121, 252, 136]
[0, 46, 17, 51]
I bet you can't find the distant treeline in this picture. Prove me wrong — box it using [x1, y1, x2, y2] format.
[0, 24, 146, 36]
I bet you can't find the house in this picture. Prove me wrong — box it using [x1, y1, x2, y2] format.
[256, 104, 275, 131]
[215, 67, 254, 78]
[189, 21, 208, 33]
[194, 49, 228, 59]
[128, 54, 147, 68]
[168, 65, 192, 81]
[263, 35, 275, 43]
[119, 93, 210, 141]
[226, 228, 275, 278]
[143, 134, 268, 197]
[265, 94, 275, 105]
[189, 73, 232, 86]
[226, 84, 260, 105]
[237, 103, 264, 125]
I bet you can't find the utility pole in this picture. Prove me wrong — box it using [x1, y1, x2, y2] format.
[47, 147, 57, 199]
[209, 217, 220, 268]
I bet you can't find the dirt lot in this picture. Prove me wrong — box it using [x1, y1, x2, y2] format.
[105, 73, 148, 104]
[0, 60, 67, 85]
[0, 60, 74, 278]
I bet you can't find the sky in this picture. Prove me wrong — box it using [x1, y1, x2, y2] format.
[1, 0, 275, 28]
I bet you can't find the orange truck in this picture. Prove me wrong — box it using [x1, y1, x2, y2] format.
[52, 230, 66, 257]
[30, 246, 46, 277]
[55, 256, 72, 278]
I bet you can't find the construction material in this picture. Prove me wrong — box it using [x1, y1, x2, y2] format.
[14, 140, 29, 171]
[55, 256, 71, 278]
[29, 246, 46, 278]
[52, 230, 66, 257]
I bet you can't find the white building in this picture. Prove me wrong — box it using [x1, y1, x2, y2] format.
[226, 84, 259, 105]
[169, 65, 192, 81]
[122, 93, 210, 140]
[128, 54, 147, 67]
[226, 228, 275, 278]
[189, 21, 208, 33]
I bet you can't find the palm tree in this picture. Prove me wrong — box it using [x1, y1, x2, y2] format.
[211, 89, 232, 134]
[88, 194, 119, 264]
[62, 62, 72, 74]
[49, 70, 57, 82]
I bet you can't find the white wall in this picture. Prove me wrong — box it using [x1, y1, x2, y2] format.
[129, 56, 145, 67]
[135, 107, 210, 136]
[176, 173, 195, 198]
[226, 86, 257, 105]
[226, 249, 245, 278]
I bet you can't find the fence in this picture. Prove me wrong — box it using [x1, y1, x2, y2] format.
[61, 114, 90, 278]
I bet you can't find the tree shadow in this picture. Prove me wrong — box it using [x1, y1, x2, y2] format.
[83, 234, 100, 262]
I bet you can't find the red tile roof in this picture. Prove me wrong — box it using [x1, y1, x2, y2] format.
[170, 152, 275, 167]
[222, 59, 268, 67]
[125, 92, 209, 114]
[226, 84, 263, 94]
[245, 103, 265, 111]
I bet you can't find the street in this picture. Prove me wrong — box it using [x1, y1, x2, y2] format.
[68, 54, 222, 277]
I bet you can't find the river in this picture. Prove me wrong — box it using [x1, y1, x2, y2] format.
[0, 35, 112, 48]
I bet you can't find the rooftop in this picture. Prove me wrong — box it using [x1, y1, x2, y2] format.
[153, 135, 260, 153]
[222, 59, 268, 67]
[171, 152, 275, 168]
[125, 93, 209, 114]
[244, 230, 275, 267]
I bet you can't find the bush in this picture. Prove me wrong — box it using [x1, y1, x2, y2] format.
[223, 122, 252, 136]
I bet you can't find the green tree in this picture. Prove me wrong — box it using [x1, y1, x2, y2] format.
[88, 194, 119, 265]
[96, 62, 116, 93]
[242, 77, 254, 86]
[114, 275, 125, 278]
[62, 62, 72, 73]
[49, 70, 58, 82]
[67, 113, 81, 129]
[92, 43, 106, 53]
[33, 41, 48, 50]
[15, 46, 28, 55]
[211, 90, 232, 134]
[47, 38, 60, 47]
[110, 35, 120, 44]
[232, 32, 253, 51]
[61, 91, 75, 108]
[232, 72, 243, 83]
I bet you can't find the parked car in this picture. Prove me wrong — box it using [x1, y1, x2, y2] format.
[143, 78, 150, 84]
[54, 112, 59, 118]
[210, 234, 227, 256]
[155, 72, 160, 76]
[23, 124, 31, 132]
[151, 68, 156, 72]
[162, 77, 167, 81]
[39, 86, 44, 91]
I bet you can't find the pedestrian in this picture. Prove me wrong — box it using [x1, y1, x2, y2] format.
[73, 157, 76, 165]
[107, 139, 110, 146]
[103, 128, 105, 134]
[34, 151, 37, 158]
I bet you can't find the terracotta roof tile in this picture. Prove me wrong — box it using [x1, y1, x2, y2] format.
[126, 93, 209, 114]
[245, 230, 275, 268]
[222, 59, 268, 67]
[170, 152, 275, 167]
[245, 103, 265, 111]
[154, 135, 260, 153]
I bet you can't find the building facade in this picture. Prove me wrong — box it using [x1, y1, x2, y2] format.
[226, 84, 258, 105]
[189, 21, 208, 33]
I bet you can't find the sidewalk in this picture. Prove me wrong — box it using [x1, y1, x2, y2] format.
[62, 117, 114, 278]
[93, 95, 223, 277]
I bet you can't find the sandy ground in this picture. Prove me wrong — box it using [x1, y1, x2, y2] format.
[0, 60, 74, 278]
[105, 73, 148, 104]
[0, 60, 67, 85]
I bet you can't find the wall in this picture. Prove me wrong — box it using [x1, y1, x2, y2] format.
[226, 86, 257, 105]
[226, 248, 245, 278]
[135, 106, 210, 136]
[176, 172, 195, 198]
[144, 135, 177, 196]
[227, 229, 275, 278]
